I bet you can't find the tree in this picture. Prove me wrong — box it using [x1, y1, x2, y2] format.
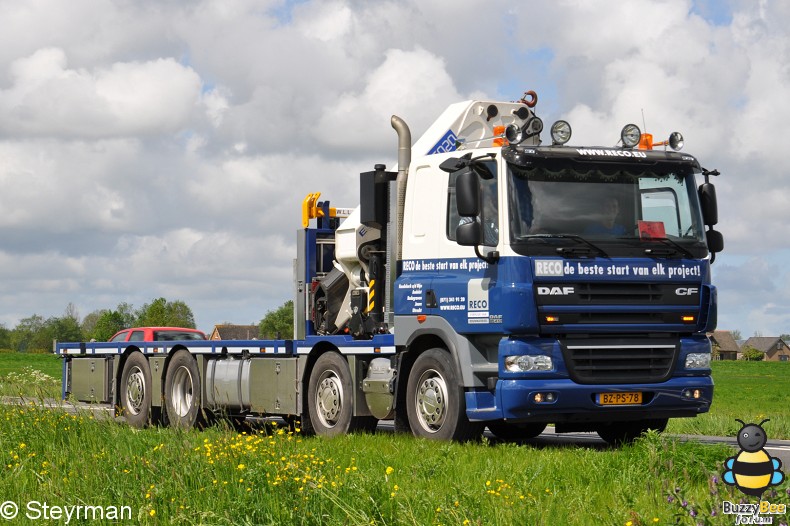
[11, 314, 48, 352]
[730, 329, 742, 341]
[135, 298, 196, 328]
[81, 309, 104, 337]
[259, 300, 294, 339]
[740, 345, 764, 361]
[47, 314, 83, 343]
[0, 323, 10, 350]
[780, 334, 790, 342]
[91, 310, 126, 341]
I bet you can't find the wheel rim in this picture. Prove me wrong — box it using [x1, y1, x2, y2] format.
[125, 366, 145, 416]
[315, 370, 343, 428]
[414, 368, 448, 433]
[171, 366, 194, 418]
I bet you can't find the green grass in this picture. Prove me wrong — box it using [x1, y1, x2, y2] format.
[667, 361, 790, 440]
[0, 404, 766, 525]
[0, 352, 61, 399]
[0, 354, 789, 524]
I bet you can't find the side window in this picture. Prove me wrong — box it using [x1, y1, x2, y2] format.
[110, 331, 129, 342]
[446, 161, 499, 246]
[128, 331, 145, 342]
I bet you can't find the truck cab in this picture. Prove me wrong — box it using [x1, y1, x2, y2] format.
[386, 98, 721, 442]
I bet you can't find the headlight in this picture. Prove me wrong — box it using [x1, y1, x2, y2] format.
[505, 355, 553, 372]
[685, 353, 711, 369]
[620, 124, 641, 148]
[550, 120, 572, 145]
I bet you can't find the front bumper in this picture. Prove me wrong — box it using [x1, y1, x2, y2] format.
[465, 375, 713, 423]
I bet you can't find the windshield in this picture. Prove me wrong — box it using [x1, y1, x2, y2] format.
[507, 163, 708, 257]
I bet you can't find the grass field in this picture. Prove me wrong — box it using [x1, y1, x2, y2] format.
[0, 354, 788, 524]
[667, 360, 790, 440]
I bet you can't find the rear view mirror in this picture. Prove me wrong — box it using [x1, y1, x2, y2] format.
[698, 183, 718, 226]
[456, 168, 480, 217]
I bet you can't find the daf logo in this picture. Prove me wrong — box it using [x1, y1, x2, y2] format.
[537, 286, 575, 296]
[675, 287, 699, 296]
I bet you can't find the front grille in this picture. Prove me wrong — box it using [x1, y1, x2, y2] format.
[562, 342, 677, 384]
[577, 283, 664, 303]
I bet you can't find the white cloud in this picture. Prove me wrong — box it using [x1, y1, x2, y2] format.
[315, 47, 462, 153]
[0, 48, 202, 138]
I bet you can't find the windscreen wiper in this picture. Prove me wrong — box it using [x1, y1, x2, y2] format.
[520, 234, 609, 257]
[642, 237, 694, 259]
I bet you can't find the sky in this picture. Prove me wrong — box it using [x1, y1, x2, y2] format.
[0, 0, 788, 338]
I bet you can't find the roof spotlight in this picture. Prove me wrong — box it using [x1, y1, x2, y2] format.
[621, 124, 641, 148]
[550, 120, 572, 145]
[505, 123, 526, 144]
[668, 131, 684, 151]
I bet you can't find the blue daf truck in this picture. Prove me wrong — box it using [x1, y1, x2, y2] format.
[58, 92, 723, 444]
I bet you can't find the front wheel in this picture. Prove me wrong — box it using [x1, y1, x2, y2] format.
[405, 348, 483, 441]
[596, 418, 668, 446]
[119, 352, 152, 428]
[164, 350, 202, 429]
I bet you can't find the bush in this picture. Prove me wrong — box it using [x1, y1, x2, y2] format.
[740, 346, 764, 361]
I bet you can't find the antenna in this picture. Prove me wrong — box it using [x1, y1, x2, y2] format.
[641, 108, 647, 133]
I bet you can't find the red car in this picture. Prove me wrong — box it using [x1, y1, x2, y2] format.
[109, 327, 207, 342]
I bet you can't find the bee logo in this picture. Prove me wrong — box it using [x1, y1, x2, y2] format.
[723, 418, 785, 497]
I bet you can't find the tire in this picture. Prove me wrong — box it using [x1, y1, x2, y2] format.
[303, 352, 356, 437]
[487, 422, 546, 441]
[596, 418, 668, 446]
[405, 348, 483, 441]
[119, 352, 152, 428]
[164, 350, 202, 429]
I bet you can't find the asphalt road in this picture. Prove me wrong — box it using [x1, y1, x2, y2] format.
[8, 398, 790, 468]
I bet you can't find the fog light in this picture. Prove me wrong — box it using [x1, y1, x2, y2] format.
[505, 354, 553, 372]
[685, 353, 711, 369]
[532, 392, 557, 404]
[682, 388, 704, 400]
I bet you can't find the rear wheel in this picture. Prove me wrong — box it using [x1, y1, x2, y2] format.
[487, 422, 546, 441]
[164, 350, 202, 429]
[596, 418, 668, 445]
[406, 348, 483, 441]
[119, 352, 151, 428]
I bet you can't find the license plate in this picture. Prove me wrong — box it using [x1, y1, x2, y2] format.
[598, 392, 642, 405]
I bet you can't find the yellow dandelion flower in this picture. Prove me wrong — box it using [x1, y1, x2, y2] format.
[149, 510, 156, 517]
[385, 466, 394, 475]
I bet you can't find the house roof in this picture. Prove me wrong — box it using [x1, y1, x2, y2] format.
[211, 324, 259, 340]
[743, 336, 785, 352]
[709, 330, 740, 352]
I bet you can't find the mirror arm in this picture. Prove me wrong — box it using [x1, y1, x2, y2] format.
[474, 246, 500, 264]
